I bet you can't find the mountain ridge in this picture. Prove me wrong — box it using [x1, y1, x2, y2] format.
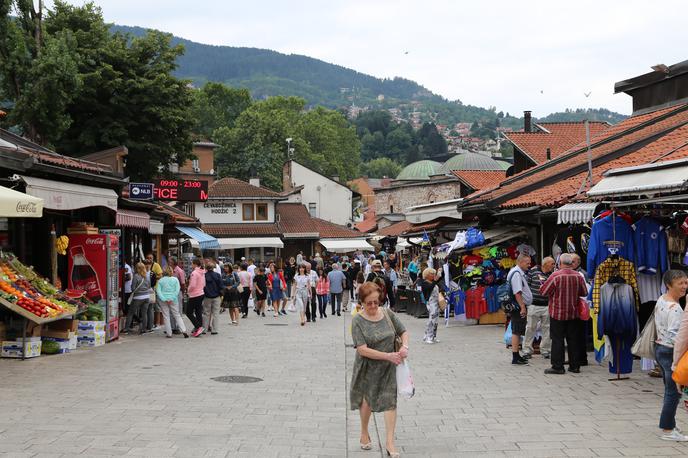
[110, 24, 627, 126]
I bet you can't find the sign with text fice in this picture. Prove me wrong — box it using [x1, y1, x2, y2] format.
[153, 179, 208, 202]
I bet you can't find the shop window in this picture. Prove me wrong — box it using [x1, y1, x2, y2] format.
[308, 202, 317, 217]
[256, 203, 268, 221]
[242, 203, 254, 221]
[249, 247, 261, 261]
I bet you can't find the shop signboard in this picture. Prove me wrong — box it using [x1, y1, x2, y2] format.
[153, 179, 208, 202]
[128, 183, 154, 200]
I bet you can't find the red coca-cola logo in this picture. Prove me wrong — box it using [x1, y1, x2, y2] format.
[16, 202, 37, 213]
[85, 238, 105, 245]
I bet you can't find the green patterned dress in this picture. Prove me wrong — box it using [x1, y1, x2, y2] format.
[350, 310, 407, 412]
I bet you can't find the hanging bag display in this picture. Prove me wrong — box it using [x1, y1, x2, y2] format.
[630, 308, 657, 360]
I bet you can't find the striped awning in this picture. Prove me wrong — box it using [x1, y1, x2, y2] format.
[116, 209, 150, 229]
[557, 203, 599, 224]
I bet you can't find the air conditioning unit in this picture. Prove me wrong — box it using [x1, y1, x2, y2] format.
[192, 166, 200, 172]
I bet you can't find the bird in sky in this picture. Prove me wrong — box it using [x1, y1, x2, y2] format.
[584, 91, 592, 97]
[404, 51, 409, 55]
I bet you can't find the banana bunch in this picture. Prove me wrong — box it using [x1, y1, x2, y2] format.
[56, 235, 69, 255]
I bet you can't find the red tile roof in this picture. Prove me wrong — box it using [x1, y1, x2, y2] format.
[209, 177, 283, 199]
[355, 218, 378, 233]
[451, 170, 506, 191]
[312, 218, 364, 238]
[505, 121, 610, 165]
[202, 223, 281, 237]
[276, 203, 318, 235]
[467, 104, 688, 209]
[378, 220, 412, 236]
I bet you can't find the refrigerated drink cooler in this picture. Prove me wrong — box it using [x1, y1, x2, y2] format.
[68, 234, 120, 341]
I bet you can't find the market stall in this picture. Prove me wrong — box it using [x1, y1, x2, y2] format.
[421, 226, 534, 326]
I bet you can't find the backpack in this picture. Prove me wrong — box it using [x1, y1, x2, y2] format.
[497, 269, 522, 313]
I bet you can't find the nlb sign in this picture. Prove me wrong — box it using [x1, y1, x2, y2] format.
[128, 183, 154, 200]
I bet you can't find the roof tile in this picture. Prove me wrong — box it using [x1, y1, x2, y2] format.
[202, 223, 281, 237]
[451, 170, 506, 191]
[209, 177, 283, 199]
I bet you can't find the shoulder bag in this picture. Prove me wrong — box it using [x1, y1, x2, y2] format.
[631, 307, 657, 360]
[383, 309, 403, 352]
[128, 277, 144, 305]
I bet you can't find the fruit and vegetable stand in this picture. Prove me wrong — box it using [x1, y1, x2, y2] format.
[0, 252, 98, 359]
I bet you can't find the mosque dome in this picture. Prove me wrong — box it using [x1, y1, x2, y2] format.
[441, 152, 504, 172]
[396, 160, 443, 180]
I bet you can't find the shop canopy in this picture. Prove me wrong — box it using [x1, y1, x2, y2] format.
[557, 202, 600, 224]
[435, 225, 528, 259]
[320, 238, 374, 253]
[176, 226, 221, 250]
[0, 185, 43, 218]
[396, 237, 423, 252]
[21, 175, 118, 211]
[115, 209, 150, 229]
[587, 159, 688, 198]
[217, 237, 284, 249]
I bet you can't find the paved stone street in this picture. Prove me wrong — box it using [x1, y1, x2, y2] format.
[1, 309, 687, 457]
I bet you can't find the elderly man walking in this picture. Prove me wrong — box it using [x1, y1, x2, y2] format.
[507, 254, 533, 365]
[523, 257, 555, 359]
[540, 253, 589, 374]
[327, 263, 346, 316]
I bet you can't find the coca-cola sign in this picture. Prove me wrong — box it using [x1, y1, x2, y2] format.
[85, 238, 105, 245]
[16, 202, 38, 213]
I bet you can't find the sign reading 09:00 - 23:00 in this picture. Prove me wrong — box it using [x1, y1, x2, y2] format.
[153, 179, 209, 202]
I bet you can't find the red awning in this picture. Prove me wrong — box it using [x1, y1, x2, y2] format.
[116, 209, 150, 229]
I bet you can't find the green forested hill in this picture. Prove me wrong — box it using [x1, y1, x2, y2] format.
[110, 24, 626, 127]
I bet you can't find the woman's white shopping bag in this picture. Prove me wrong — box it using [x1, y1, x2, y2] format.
[396, 360, 415, 400]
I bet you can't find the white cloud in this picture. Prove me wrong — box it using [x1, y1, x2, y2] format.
[56, 0, 688, 116]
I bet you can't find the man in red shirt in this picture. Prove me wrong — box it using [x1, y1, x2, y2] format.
[540, 253, 588, 374]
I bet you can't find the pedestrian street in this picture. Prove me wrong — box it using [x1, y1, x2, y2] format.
[0, 310, 686, 457]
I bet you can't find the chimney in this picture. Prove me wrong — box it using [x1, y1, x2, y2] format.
[523, 111, 532, 133]
[249, 178, 260, 187]
[546, 147, 551, 160]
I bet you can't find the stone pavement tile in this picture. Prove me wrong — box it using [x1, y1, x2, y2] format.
[563, 448, 596, 457]
[81, 446, 130, 456]
[617, 446, 688, 456]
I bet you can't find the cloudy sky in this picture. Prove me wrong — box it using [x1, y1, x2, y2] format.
[59, 0, 686, 116]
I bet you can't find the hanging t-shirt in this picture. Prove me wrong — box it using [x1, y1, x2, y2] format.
[633, 216, 668, 275]
[636, 269, 663, 304]
[462, 254, 483, 267]
[587, 214, 635, 276]
[516, 244, 537, 258]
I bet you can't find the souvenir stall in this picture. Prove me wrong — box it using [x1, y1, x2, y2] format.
[427, 225, 533, 326]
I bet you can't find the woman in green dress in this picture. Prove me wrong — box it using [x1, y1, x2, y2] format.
[351, 281, 409, 457]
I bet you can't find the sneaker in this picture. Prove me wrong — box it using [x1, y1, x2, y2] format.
[512, 359, 528, 365]
[152, 326, 162, 331]
[649, 367, 663, 378]
[192, 327, 204, 337]
[211, 331, 218, 335]
[542, 353, 550, 359]
[172, 330, 181, 335]
[661, 429, 688, 442]
[521, 353, 532, 360]
[261, 313, 266, 317]
[423, 338, 435, 344]
[569, 367, 581, 374]
[432, 338, 440, 343]
[231, 320, 237, 325]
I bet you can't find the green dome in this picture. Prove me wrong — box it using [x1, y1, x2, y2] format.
[396, 160, 443, 180]
[495, 160, 512, 170]
[441, 152, 503, 172]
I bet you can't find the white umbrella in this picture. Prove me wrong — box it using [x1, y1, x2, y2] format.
[0, 185, 43, 217]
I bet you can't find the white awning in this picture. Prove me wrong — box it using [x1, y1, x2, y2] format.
[396, 237, 423, 252]
[217, 237, 284, 249]
[320, 238, 374, 253]
[557, 203, 599, 224]
[148, 220, 164, 235]
[0, 185, 43, 218]
[587, 161, 688, 197]
[21, 175, 118, 211]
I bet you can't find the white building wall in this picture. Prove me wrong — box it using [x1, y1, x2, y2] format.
[290, 162, 352, 226]
[193, 200, 276, 224]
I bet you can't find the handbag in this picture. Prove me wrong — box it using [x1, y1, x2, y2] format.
[438, 291, 447, 313]
[673, 350, 688, 385]
[148, 289, 157, 304]
[383, 309, 403, 352]
[631, 308, 657, 360]
[578, 298, 590, 321]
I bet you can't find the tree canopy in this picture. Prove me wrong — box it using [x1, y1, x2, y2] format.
[214, 96, 361, 190]
[0, 1, 194, 180]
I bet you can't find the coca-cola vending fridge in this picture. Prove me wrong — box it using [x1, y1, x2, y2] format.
[68, 233, 120, 341]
